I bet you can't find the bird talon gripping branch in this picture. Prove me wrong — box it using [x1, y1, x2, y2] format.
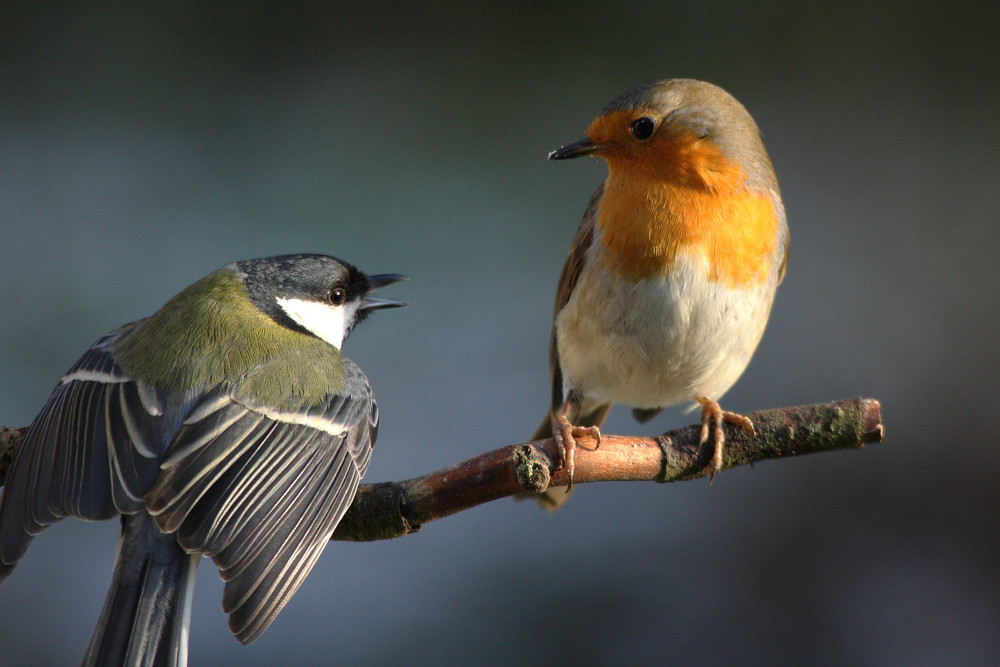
[698, 396, 757, 482]
[552, 412, 601, 492]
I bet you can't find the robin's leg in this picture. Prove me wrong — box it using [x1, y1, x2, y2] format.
[696, 397, 755, 482]
[552, 394, 601, 492]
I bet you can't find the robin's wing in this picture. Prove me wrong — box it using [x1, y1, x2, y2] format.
[776, 216, 789, 286]
[0, 324, 163, 581]
[531, 183, 613, 441]
[526, 186, 611, 509]
[770, 187, 789, 287]
[144, 350, 376, 645]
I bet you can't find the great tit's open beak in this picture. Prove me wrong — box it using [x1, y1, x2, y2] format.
[362, 274, 407, 311]
[548, 137, 601, 160]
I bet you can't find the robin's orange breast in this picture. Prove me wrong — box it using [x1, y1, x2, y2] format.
[589, 122, 780, 288]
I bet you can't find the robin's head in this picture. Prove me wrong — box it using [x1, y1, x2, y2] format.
[549, 79, 777, 193]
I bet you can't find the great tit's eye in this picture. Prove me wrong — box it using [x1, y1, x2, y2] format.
[630, 117, 655, 140]
[329, 288, 347, 306]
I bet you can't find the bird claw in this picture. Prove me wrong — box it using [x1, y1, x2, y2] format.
[697, 397, 755, 483]
[553, 414, 601, 493]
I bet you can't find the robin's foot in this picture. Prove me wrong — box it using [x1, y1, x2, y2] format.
[553, 414, 601, 493]
[696, 397, 755, 483]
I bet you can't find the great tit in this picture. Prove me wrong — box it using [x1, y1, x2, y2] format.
[0, 254, 405, 665]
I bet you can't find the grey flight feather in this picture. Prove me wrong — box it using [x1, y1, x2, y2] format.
[146, 361, 376, 643]
[0, 324, 161, 579]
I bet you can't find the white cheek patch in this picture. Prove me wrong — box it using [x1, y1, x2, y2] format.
[275, 297, 355, 350]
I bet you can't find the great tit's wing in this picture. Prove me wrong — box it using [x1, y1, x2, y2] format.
[0, 324, 163, 581]
[144, 350, 377, 644]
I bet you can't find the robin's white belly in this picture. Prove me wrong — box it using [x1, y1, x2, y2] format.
[555, 252, 776, 410]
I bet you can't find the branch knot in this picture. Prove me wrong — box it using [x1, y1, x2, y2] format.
[514, 444, 551, 493]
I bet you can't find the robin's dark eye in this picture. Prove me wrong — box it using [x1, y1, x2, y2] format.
[329, 288, 347, 306]
[630, 117, 655, 140]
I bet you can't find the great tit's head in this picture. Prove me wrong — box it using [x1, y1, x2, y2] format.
[231, 254, 406, 350]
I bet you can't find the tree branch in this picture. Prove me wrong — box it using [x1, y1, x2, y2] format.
[0, 398, 883, 542]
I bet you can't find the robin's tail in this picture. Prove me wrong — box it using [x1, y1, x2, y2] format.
[83, 512, 198, 667]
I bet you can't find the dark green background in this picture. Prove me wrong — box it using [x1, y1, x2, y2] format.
[2, 1, 998, 664]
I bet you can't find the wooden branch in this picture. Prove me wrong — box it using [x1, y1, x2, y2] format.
[0, 399, 883, 542]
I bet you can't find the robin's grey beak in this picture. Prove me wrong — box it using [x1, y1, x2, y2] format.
[548, 137, 601, 160]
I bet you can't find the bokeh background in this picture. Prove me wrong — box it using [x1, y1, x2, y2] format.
[2, 1, 998, 664]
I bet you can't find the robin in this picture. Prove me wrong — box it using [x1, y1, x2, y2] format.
[533, 78, 788, 507]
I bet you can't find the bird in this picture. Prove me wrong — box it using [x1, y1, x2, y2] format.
[533, 78, 788, 507]
[0, 254, 405, 665]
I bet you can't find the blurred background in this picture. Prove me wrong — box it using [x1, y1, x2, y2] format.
[1, 1, 998, 664]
